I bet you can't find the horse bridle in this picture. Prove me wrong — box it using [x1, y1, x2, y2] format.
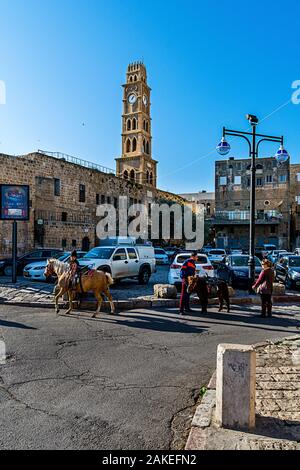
[44, 262, 54, 278]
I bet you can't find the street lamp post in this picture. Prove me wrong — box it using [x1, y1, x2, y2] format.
[217, 114, 289, 292]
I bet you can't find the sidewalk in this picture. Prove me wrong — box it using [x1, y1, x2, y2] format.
[186, 336, 300, 450]
[1, 278, 300, 311]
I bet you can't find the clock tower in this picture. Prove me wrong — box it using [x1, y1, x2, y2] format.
[116, 62, 158, 187]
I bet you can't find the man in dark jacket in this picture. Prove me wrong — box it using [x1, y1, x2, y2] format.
[179, 251, 198, 315]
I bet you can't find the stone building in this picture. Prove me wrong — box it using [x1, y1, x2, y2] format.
[214, 156, 291, 250]
[290, 163, 300, 248]
[0, 63, 185, 256]
[179, 191, 215, 218]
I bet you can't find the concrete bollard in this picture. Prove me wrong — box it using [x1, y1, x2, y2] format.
[215, 343, 256, 430]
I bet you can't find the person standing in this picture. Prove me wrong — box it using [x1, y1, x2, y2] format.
[179, 251, 198, 315]
[252, 259, 274, 318]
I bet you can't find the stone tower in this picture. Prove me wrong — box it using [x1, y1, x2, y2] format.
[116, 62, 158, 187]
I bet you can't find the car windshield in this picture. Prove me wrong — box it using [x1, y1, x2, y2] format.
[59, 253, 71, 261]
[231, 256, 261, 267]
[155, 250, 166, 254]
[209, 250, 225, 255]
[289, 257, 300, 267]
[83, 248, 114, 260]
[176, 255, 208, 265]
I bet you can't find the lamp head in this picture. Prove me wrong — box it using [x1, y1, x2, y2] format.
[246, 114, 259, 125]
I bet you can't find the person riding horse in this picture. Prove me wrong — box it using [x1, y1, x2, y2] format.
[68, 250, 80, 290]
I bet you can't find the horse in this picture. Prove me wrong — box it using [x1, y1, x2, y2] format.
[44, 259, 115, 317]
[187, 275, 230, 313]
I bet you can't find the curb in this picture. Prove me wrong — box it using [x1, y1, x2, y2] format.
[185, 335, 300, 451]
[1, 294, 300, 311]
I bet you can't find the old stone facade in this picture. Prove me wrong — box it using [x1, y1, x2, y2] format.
[115, 62, 157, 187]
[0, 152, 185, 255]
[290, 164, 300, 248]
[214, 156, 291, 250]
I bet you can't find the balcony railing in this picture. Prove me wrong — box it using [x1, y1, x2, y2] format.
[37, 150, 115, 175]
[213, 210, 283, 224]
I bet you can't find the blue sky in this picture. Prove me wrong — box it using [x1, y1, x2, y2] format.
[1, 0, 300, 193]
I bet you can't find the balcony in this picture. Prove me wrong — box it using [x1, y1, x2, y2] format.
[213, 210, 282, 225]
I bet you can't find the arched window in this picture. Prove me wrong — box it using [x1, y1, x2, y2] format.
[130, 169, 135, 181]
[132, 137, 137, 152]
[129, 76, 133, 83]
[146, 141, 150, 154]
[132, 118, 137, 130]
[124, 170, 129, 180]
[127, 119, 131, 131]
[143, 120, 146, 130]
[146, 121, 149, 132]
[146, 171, 150, 184]
[134, 75, 137, 82]
[126, 139, 131, 153]
[143, 139, 146, 153]
[150, 172, 153, 185]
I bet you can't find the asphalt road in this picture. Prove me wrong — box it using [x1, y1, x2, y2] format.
[0, 303, 299, 450]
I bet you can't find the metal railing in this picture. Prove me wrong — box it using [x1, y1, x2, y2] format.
[37, 150, 115, 175]
[214, 210, 282, 221]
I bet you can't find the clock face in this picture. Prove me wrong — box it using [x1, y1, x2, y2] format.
[128, 93, 137, 105]
[143, 94, 148, 106]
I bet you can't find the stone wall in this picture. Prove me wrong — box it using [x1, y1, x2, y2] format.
[0, 152, 186, 255]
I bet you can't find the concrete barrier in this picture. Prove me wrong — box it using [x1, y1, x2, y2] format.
[215, 344, 256, 430]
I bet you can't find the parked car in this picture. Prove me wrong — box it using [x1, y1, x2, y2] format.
[79, 243, 156, 284]
[294, 248, 300, 256]
[230, 249, 244, 255]
[217, 255, 262, 288]
[0, 248, 63, 277]
[201, 245, 214, 254]
[275, 255, 300, 289]
[23, 251, 87, 282]
[164, 246, 180, 261]
[207, 249, 226, 265]
[267, 250, 289, 265]
[154, 248, 170, 265]
[168, 252, 214, 289]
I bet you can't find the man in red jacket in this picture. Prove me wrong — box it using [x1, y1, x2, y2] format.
[179, 251, 198, 315]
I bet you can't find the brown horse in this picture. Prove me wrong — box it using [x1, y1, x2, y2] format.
[44, 259, 115, 317]
[188, 275, 230, 313]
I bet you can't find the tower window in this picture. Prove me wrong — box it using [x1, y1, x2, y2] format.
[146, 171, 150, 184]
[146, 141, 150, 154]
[129, 76, 133, 82]
[143, 120, 146, 130]
[146, 122, 149, 132]
[134, 75, 137, 82]
[132, 137, 137, 152]
[130, 169, 135, 181]
[150, 172, 153, 185]
[124, 170, 129, 180]
[143, 138, 146, 153]
[132, 118, 137, 130]
[127, 119, 131, 131]
[126, 139, 131, 153]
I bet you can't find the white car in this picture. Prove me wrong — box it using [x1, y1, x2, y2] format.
[154, 248, 170, 265]
[79, 244, 156, 284]
[207, 249, 226, 265]
[168, 252, 214, 288]
[23, 251, 87, 281]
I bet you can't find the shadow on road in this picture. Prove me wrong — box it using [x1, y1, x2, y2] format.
[0, 318, 37, 330]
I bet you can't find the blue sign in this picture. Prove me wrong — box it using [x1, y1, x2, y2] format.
[0, 185, 30, 221]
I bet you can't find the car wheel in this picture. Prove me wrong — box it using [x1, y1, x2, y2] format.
[138, 267, 151, 285]
[4, 265, 12, 276]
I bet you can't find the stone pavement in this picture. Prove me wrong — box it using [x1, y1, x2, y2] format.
[186, 336, 300, 450]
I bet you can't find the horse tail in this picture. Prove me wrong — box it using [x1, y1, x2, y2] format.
[105, 272, 114, 286]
